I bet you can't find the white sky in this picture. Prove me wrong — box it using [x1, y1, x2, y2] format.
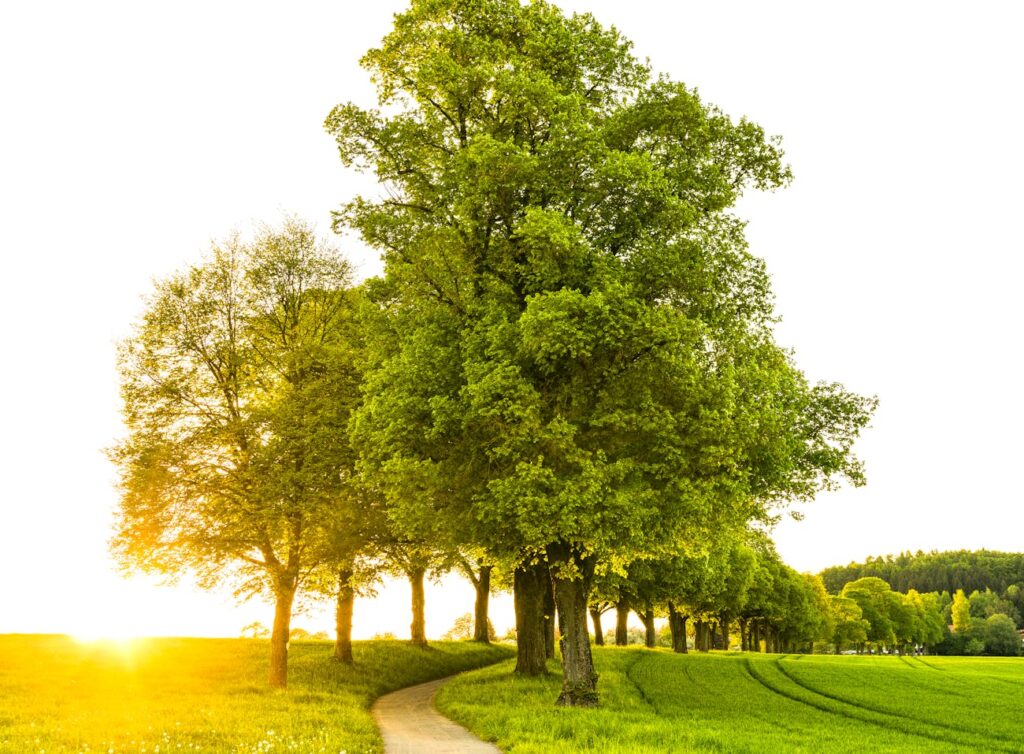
[1, 1, 1022, 639]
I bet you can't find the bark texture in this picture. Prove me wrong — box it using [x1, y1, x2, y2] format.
[513, 562, 548, 675]
[334, 566, 355, 663]
[543, 572, 556, 659]
[642, 600, 656, 648]
[409, 566, 428, 645]
[590, 607, 604, 646]
[614, 599, 629, 646]
[473, 565, 492, 643]
[668, 603, 688, 653]
[549, 545, 598, 707]
[269, 582, 296, 688]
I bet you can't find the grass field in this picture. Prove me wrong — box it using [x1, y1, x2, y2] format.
[0, 634, 512, 754]
[437, 647, 1024, 753]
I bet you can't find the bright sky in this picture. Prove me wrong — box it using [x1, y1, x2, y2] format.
[1, 1, 1022, 640]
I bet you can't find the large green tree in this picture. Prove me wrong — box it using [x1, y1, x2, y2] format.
[334, 0, 874, 705]
[111, 219, 360, 687]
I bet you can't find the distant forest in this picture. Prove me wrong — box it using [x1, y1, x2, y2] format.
[820, 550, 1024, 595]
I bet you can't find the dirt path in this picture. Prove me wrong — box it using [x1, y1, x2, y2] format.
[372, 675, 501, 754]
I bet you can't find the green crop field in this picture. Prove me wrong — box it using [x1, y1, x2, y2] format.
[0, 634, 511, 754]
[437, 647, 1024, 753]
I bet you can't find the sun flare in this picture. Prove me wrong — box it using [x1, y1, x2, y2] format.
[70, 626, 143, 644]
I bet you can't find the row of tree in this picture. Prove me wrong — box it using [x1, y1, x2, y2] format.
[111, 0, 875, 705]
[587, 530, 834, 655]
[576, 548, 1023, 657]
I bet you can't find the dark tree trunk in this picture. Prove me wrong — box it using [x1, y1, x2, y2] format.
[473, 565, 492, 643]
[740, 619, 748, 652]
[753, 619, 762, 652]
[720, 611, 730, 651]
[543, 570, 556, 659]
[269, 581, 296, 688]
[333, 566, 355, 663]
[513, 562, 548, 675]
[615, 599, 629, 646]
[642, 599, 656, 648]
[549, 546, 598, 707]
[590, 607, 605, 646]
[694, 619, 708, 652]
[408, 566, 427, 645]
[668, 603, 688, 653]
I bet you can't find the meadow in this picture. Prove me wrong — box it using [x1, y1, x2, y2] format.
[437, 648, 1024, 753]
[0, 634, 511, 754]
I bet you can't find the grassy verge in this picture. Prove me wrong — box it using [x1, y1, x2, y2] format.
[437, 647, 1024, 753]
[0, 634, 512, 754]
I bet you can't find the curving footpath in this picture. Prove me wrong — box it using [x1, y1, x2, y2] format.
[372, 675, 501, 754]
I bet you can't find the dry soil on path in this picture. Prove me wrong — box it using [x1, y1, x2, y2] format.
[372, 675, 501, 754]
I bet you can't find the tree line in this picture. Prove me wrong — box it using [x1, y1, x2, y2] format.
[821, 550, 1024, 596]
[110, 0, 875, 705]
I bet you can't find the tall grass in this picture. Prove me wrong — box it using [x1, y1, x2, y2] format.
[0, 635, 511, 754]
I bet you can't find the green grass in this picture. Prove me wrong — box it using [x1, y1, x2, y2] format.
[437, 647, 1024, 753]
[0, 634, 512, 754]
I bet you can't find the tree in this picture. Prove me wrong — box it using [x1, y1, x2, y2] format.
[981, 614, 1020, 656]
[915, 591, 947, 649]
[842, 577, 896, 649]
[445, 612, 497, 641]
[951, 589, 972, 634]
[111, 219, 358, 687]
[829, 596, 868, 652]
[334, 0, 874, 706]
[456, 554, 496, 643]
[241, 621, 270, 639]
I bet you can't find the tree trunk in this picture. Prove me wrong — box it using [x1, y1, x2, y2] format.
[740, 619, 748, 652]
[549, 547, 598, 707]
[543, 570, 556, 659]
[269, 581, 296, 688]
[694, 619, 708, 652]
[408, 566, 427, 646]
[615, 599, 629, 646]
[590, 607, 605, 646]
[333, 566, 355, 663]
[720, 611, 730, 651]
[473, 565, 492, 643]
[642, 599, 656, 648]
[668, 603, 688, 653]
[513, 561, 548, 675]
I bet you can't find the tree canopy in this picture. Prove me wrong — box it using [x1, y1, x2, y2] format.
[821, 550, 1024, 596]
[111, 218, 362, 686]
[331, 0, 874, 705]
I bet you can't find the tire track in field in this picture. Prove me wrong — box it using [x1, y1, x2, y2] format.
[622, 651, 659, 713]
[773, 659, 1021, 748]
[912, 656, 1023, 690]
[743, 658, 1022, 753]
[911, 656, 944, 671]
